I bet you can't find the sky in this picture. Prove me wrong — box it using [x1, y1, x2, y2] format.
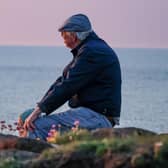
[0, 0, 168, 48]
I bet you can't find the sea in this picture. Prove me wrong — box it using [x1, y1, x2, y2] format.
[0, 46, 168, 134]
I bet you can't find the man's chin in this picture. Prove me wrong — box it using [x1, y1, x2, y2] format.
[64, 44, 72, 49]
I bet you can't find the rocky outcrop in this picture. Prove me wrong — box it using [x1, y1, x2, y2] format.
[0, 128, 168, 168]
[26, 151, 132, 168]
[91, 127, 156, 139]
[0, 133, 53, 167]
[0, 149, 39, 161]
[0, 133, 52, 153]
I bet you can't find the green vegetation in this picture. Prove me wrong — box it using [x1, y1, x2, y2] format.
[76, 138, 134, 156]
[2, 128, 168, 167]
[0, 159, 21, 168]
[155, 141, 168, 168]
[42, 133, 134, 159]
[55, 129, 92, 144]
[41, 129, 168, 167]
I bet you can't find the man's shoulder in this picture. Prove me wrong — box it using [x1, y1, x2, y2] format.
[79, 39, 117, 60]
[78, 40, 105, 55]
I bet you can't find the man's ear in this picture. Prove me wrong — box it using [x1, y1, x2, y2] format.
[73, 33, 80, 43]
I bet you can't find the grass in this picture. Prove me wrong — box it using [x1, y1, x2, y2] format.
[155, 141, 168, 168]
[3, 129, 167, 168]
[41, 136, 134, 160]
[55, 129, 92, 144]
[0, 159, 21, 168]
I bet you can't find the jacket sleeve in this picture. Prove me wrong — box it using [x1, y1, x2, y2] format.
[68, 94, 81, 108]
[38, 51, 102, 115]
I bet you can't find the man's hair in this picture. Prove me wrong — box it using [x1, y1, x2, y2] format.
[76, 30, 92, 41]
[63, 30, 92, 41]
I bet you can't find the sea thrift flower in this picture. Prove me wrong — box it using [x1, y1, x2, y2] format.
[52, 130, 58, 137]
[14, 122, 18, 126]
[48, 132, 52, 137]
[47, 130, 58, 143]
[71, 127, 78, 132]
[74, 120, 80, 126]
[51, 124, 56, 128]
[154, 141, 163, 157]
[16, 126, 21, 131]
[8, 124, 12, 128]
[46, 125, 60, 143]
[46, 122, 82, 144]
[0, 120, 23, 135]
[58, 124, 61, 132]
[2, 125, 7, 129]
[46, 136, 56, 143]
[0, 121, 6, 124]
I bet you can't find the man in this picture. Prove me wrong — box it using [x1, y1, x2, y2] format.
[21, 14, 122, 140]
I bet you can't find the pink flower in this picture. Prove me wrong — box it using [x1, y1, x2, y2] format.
[58, 124, 61, 128]
[48, 132, 52, 137]
[0, 120, 22, 134]
[74, 120, 80, 126]
[16, 126, 21, 130]
[8, 124, 12, 128]
[0, 121, 5, 124]
[13, 122, 18, 125]
[1, 125, 7, 129]
[50, 129, 56, 134]
[51, 124, 56, 128]
[71, 127, 78, 132]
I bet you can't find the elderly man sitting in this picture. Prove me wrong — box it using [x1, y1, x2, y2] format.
[18, 14, 122, 141]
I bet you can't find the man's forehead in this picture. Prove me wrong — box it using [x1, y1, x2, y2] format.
[61, 32, 70, 35]
[61, 32, 75, 37]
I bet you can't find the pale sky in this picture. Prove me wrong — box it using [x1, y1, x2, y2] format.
[0, 0, 168, 48]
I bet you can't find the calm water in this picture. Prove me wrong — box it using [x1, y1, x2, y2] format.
[0, 46, 168, 133]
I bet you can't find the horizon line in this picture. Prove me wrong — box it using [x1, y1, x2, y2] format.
[0, 44, 168, 49]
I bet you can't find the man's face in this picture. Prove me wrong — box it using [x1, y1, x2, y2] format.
[61, 32, 77, 49]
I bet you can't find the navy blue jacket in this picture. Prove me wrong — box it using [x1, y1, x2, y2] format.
[38, 32, 122, 117]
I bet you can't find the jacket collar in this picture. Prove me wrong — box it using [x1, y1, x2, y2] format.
[71, 31, 99, 57]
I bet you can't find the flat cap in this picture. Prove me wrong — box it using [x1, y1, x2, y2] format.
[58, 14, 92, 32]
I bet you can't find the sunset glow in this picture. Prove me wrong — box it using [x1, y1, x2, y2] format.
[0, 0, 167, 48]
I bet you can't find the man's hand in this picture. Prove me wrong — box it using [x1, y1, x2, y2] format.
[17, 117, 27, 137]
[23, 106, 41, 131]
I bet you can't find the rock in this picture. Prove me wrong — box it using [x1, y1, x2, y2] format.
[103, 151, 131, 168]
[25, 151, 100, 168]
[0, 149, 39, 161]
[91, 127, 156, 139]
[1, 127, 168, 168]
[25, 150, 131, 168]
[0, 133, 52, 153]
[131, 145, 154, 168]
[0, 134, 17, 149]
[15, 137, 53, 153]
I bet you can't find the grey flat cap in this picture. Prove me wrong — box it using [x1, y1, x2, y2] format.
[58, 14, 92, 32]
